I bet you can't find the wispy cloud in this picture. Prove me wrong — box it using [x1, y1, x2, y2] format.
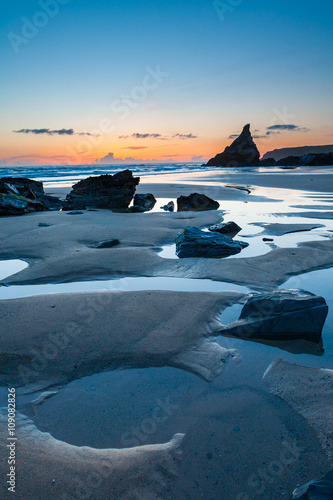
[119, 133, 163, 139]
[13, 128, 100, 137]
[119, 132, 198, 140]
[173, 133, 197, 139]
[266, 124, 310, 135]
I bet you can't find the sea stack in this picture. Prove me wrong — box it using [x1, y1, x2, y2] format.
[206, 124, 261, 167]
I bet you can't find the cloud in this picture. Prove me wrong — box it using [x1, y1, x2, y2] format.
[119, 132, 198, 140]
[119, 133, 163, 139]
[13, 128, 99, 137]
[173, 133, 197, 139]
[95, 152, 164, 165]
[191, 155, 204, 162]
[266, 124, 310, 134]
[228, 134, 239, 139]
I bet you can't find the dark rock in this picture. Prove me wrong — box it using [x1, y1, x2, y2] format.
[133, 193, 156, 212]
[0, 177, 63, 215]
[94, 239, 120, 249]
[221, 290, 328, 341]
[0, 177, 45, 199]
[291, 469, 333, 499]
[127, 205, 146, 213]
[66, 170, 140, 211]
[38, 223, 51, 227]
[161, 201, 175, 212]
[177, 193, 219, 212]
[276, 155, 303, 167]
[0, 193, 44, 216]
[66, 211, 84, 215]
[209, 221, 242, 237]
[206, 124, 261, 167]
[42, 195, 64, 211]
[262, 144, 333, 161]
[260, 158, 277, 166]
[263, 237, 274, 242]
[276, 152, 333, 167]
[62, 203, 86, 211]
[175, 226, 249, 258]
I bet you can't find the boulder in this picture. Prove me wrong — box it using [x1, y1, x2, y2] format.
[132, 193, 156, 212]
[66, 170, 140, 211]
[221, 290, 328, 341]
[161, 201, 175, 212]
[209, 221, 242, 237]
[206, 124, 261, 167]
[177, 193, 219, 212]
[291, 470, 333, 499]
[0, 193, 44, 216]
[175, 226, 249, 258]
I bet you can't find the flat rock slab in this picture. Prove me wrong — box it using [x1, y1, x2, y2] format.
[263, 359, 333, 463]
[176, 226, 248, 258]
[0, 290, 241, 389]
[221, 289, 328, 341]
[0, 409, 184, 500]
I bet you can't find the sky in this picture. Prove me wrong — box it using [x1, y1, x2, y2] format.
[0, 0, 332, 166]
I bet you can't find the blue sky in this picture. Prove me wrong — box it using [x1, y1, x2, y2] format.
[1, 0, 332, 165]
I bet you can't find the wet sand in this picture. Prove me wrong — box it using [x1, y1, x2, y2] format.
[1, 166, 333, 499]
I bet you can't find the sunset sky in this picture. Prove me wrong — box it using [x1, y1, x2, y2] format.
[1, 0, 332, 166]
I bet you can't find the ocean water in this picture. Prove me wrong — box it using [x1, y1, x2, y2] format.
[0, 163, 302, 188]
[0, 163, 210, 188]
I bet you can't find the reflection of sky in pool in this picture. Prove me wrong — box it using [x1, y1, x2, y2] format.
[0, 260, 28, 280]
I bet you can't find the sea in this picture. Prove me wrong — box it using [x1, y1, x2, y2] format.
[0, 163, 210, 188]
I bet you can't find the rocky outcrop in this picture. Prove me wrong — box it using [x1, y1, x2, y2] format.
[260, 152, 333, 167]
[175, 226, 248, 258]
[206, 124, 261, 167]
[177, 193, 219, 212]
[0, 177, 62, 216]
[66, 170, 140, 211]
[262, 144, 333, 161]
[0, 193, 44, 216]
[209, 221, 242, 237]
[0, 177, 44, 199]
[221, 290, 328, 341]
[278, 152, 333, 167]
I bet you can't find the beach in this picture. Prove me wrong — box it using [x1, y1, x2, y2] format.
[1, 165, 333, 499]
